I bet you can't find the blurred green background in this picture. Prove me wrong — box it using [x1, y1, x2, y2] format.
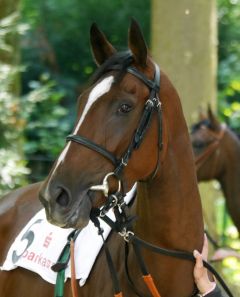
[0, 0, 151, 189]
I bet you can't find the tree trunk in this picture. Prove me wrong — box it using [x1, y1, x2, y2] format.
[151, 0, 217, 123]
[151, 0, 219, 249]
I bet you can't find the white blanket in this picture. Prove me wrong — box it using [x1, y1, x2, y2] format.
[1, 184, 136, 286]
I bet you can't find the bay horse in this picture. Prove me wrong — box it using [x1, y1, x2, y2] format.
[191, 107, 240, 235]
[0, 20, 204, 297]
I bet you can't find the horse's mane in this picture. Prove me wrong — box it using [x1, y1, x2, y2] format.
[91, 50, 133, 84]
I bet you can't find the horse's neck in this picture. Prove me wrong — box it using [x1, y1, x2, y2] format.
[219, 130, 240, 226]
[135, 131, 204, 251]
[134, 76, 204, 250]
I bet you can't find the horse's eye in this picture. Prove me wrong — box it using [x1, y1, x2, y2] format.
[118, 103, 132, 114]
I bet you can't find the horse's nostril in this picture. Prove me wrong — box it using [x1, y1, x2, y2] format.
[56, 188, 70, 207]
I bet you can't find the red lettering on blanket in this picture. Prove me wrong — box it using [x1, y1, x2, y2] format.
[27, 252, 35, 261]
[20, 250, 53, 269]
[43, 232, 53, 248]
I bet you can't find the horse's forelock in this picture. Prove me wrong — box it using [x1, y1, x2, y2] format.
[91, 51, 133, 84]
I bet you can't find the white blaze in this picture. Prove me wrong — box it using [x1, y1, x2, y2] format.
[73, 75, 114, 133]
[47, 75, 114, 182]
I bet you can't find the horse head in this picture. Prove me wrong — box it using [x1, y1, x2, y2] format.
[39, 20, 161, 229]
[191, 106, 225, 180]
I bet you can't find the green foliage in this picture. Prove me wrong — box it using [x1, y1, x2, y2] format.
[22, 73, 70, 159]
[215, 197, 240, 292]
[0, 13, 29, 195]
[218, 0, 240, 132]
[20, 0, 150, 86]
[219, 95, 240, 133]
[18, 0, 150, 180]
[0, 149, 29, 193]
[0, 12, 28, 54]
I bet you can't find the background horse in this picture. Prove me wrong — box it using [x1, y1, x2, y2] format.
[0, 20, 204, 297]
[191, 107, 240, 235]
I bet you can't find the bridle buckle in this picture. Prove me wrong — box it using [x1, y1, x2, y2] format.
[153, 97, 161, 108]
[118, 227, 134, 242]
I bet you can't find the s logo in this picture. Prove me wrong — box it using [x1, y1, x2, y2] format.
[12, 219, 43, 264]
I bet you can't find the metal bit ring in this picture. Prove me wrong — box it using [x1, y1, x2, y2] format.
[90, 172, 121, 197]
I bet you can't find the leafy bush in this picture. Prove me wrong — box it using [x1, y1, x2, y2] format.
[218, 0, 240, 132]
[0, 149, 29, 193]
[0, 13, 29, 195]
[18, 0, 150, 180]
[22, 73, 71, 160]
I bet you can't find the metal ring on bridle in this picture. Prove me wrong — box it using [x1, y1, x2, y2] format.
[104, 172, 121, 192]
[90, 172, 121, 197]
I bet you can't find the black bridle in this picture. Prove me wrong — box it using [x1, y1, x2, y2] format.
[66, 62, 162, 179]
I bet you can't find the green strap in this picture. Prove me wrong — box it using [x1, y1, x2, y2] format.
[55, 269, 66, 297]
[53, 230, 80, 297]
[52, 230, 80, 297]
[54, 243, 71, 297]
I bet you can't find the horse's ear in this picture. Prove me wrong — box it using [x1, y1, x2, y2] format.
[128, 18, 148, 67]
[90, 23, 116, 66]
[198, 107, 206, 121]
[207, 104, 221, 131]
